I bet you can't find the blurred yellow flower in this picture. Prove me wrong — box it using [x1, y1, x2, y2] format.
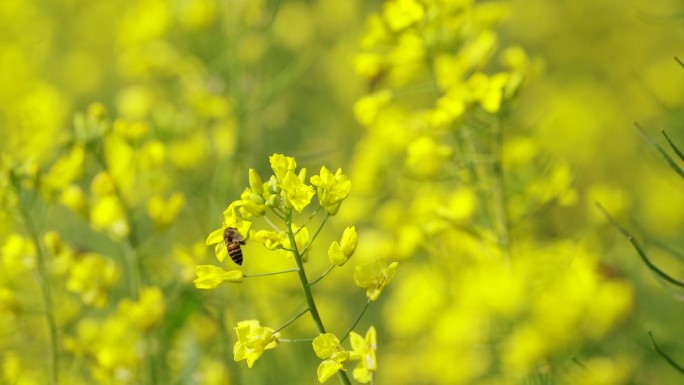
[1, 234, 36, 275]
[58, 184, 88, 217]
[353, 89, 393, 127]
[90, 171, 116, 197]
[43, 145, 85, 192]
[467, 71, 509, 113]
[354, 259, 398, 301]
[66, 252, 120, 308]
[405, 136, 452, 177]
[146, 192, 185, 230]
[90, 194, 130, 240]
[353, 53, 384, 79]
[383, 0, 425, 32]
[118, 286, 165, 330]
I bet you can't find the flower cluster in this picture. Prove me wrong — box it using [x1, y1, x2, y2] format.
[195, 154, 396, 384]
[343, 1, 634, 384]
[312, 327, 377, 383]
[200, 154, 355, 283]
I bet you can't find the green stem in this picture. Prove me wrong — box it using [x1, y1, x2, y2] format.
[490, 115, 511, 263]
[296, 206, 322, 235]
[648, 330, 684, 374]
[301, 213, 330, 256]
[285, 212, 326, 333]
[284, 211, 352, 385]
[277, 338, 314, 343]
[267, 209, 286, 223]
[340, 299, 372, 343]
[93, 145, 142, 297]
[121, 239, 141, 298]
[244, 268, 299, 278]
[274, 307, 310, 333]
[13, 186, 59, 385]
[93, 142, 158, 383]
[309, 264, 335, 287]
[216, 288, 235, 383]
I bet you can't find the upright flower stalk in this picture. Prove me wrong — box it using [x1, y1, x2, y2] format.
[196, 154, 396, 384]
[285, 210, 327, 334]
[7, 168, 59, 385]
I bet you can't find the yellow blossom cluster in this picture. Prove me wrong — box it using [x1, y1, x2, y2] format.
[0, 0, 683, 384]
[344, 0, 636, 384]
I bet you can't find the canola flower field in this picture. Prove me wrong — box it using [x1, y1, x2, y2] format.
[2, 0, 684, 384]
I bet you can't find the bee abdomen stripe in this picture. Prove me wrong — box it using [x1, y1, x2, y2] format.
[228, 244, 243, 265]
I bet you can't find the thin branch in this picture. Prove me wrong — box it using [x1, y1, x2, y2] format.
[244, 268, 299, 278]
[596, 202, 684, 287]
[277, 338, 314, 343]
[300, 213, 331, 256]
[634, 122, 684, 178]
[13, 186, 59, 385]
[340, 299, 372, 343]
[296, 205, 322, 235]
[309, 264, 335, 287]
[273, 307, 310, 334]
[661, 130, 684, 165]
[265, 212, 284, 229]
[675, 56, 684, 68]
[649, 330, 684, 374]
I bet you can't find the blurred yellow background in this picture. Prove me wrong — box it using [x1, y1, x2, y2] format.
[2, 0, 684, 384]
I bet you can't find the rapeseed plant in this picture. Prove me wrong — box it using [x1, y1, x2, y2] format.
[346, 0, 633, 383]
[0, 0, 682, 383]
[197, 154, 394, 384]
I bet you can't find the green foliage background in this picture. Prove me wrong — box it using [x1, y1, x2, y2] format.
[2, 0, 684, 384]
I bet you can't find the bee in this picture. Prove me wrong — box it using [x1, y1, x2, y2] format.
[223, 227, 246, 265]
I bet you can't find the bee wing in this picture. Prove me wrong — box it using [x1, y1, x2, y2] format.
[215, 242, 228, 262]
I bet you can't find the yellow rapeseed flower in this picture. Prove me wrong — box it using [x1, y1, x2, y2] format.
[354, 259, 399, 301]
[350, 326, 377, 384]
[328, 226, 358, 266]
[146, 192, 185, 230]
[383, 0, 425, 32]
[312, 333, 355, 383]
[233, 320, 280, 368]
[205, 204, 252, 262]
[269, 153, 297, 181]
[310, 166, 351, 215]
[281, 171, 315, 212]
[194, 265, 244, 289]
[118, 286, 166, 330]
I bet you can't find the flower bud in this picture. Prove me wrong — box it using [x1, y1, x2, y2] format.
[87, 102, 107, 121]
[267, 194, 280, 208]
[268, 175, 281, 194]
[328, 226, 358, 266]
[248, 193, 265, 205]
[325, 201, 342, 216]
[59, 184, 89, 217]
[249, 169, 264, 195]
